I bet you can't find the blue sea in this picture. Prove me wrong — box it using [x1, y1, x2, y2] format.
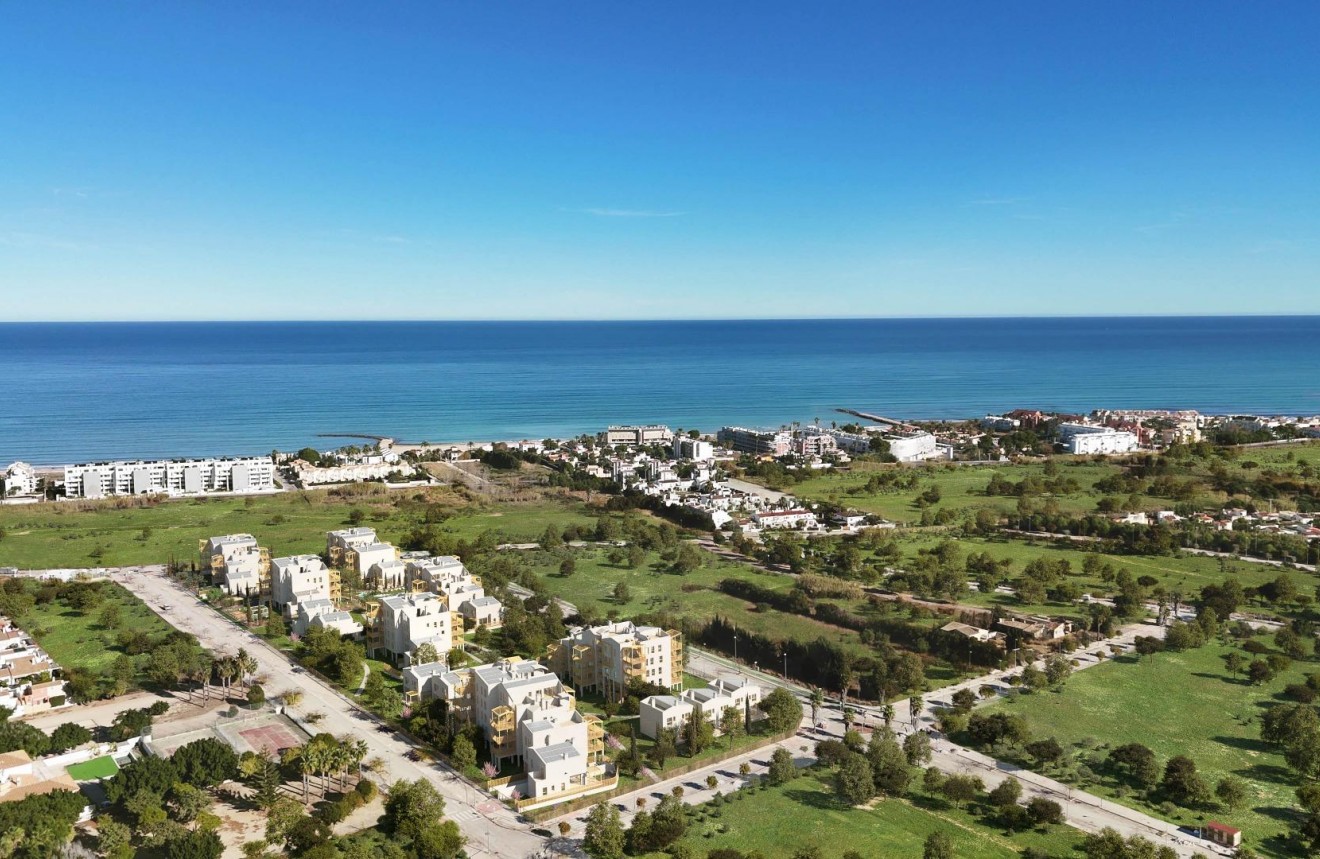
[0, 317, 1317, 465]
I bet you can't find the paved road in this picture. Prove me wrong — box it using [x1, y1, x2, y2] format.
[98, 565, 546, 859]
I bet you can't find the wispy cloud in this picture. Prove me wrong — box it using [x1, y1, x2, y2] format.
[565, 207, 685, 218]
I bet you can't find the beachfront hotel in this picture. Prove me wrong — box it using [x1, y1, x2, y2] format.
[63, 456, 275, 498]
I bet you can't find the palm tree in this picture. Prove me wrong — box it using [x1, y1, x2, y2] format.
[214, 656, 237, 699]
[908, 695, 923, 728]
[809, 689, 824, 725]
[237, 648, 258, 691]
[882, 703, 895, 729]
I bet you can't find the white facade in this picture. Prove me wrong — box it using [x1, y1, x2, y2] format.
[63, 456, 275, 498]
[372, 592, 458, 666]
[717, 427, 792, 456]
[369, 558, 408, 591]
[203, 534, 266, 596]
[1059, 423, 1140, 455]
[270, 555, 331, 615]
[293, 598, 363, 638]
[638, 677, 763, 739]
[887, 431, 940, 462]
[404, 556, 503, 629]
[345, 542, 397, 576]
[752, 509, 819, 530]
[672, 437, 714, 461]
[2, 463, 38, 498]
[548, 621, 682, 700]
[296, 461, 398, 486]
[602, 425, 673, 446]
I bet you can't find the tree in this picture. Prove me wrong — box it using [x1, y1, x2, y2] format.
[989, 777, 1022, 807]
[98, 819, 134, 859]
[720, 705, 745, 748]
[99, 601, 122, 630]
[539, 526, 563, 551]
[247, 683, 266, 709]
[940, 774, 983, 806]
[583, 801, 625, 859]
[1025, 737, 1064, 768]
[414, 642, 440, 666]
[835, 752, 875, 805]
[1027, 797, 1065, 826]
[451, 735, 477, 772]
[380, 779, 446, 839]
[866, 731, 911, 796]
[172, 738, 239, 788]
[559, 556, 576, 577]
[1215, 776, 1247, 810]
[1107, 743, 1159, 790]
[1223, 651, 1246, 678]
[683, 706, 714, 756]
[613, 582, 631, 604]
[649, 728, 677, 769]
[49, 722, 91, 753]
[760, 688, 802, 734]
[1044, 654, 1073, 687]
[169, 782, 210, 824]
[626, 545, 646, 569]
[923, 831, 954, 859]
[1160, 755, 1209, 807]
[903, 730, 932, 767]
[768, 747, 797, 785]
[165, 828, 223, 859]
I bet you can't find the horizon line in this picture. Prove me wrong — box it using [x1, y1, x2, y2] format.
[2, 312, 1317, 325]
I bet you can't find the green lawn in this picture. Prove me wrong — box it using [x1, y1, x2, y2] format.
[779, 460, 1123, 525]
[645, 770, 1083, 859]
[15, 581, 184, 678]
[984, 642, 1311, 857]
[65, 756, 119, 781]
[0, 488, 597, 569]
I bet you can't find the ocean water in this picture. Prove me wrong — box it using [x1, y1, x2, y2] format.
[0, 317, 1317, 465]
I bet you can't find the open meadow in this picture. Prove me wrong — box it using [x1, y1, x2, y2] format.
[984, 641, 1313, 857]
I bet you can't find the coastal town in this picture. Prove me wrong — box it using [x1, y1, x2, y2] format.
[1, 404, 1319, 859]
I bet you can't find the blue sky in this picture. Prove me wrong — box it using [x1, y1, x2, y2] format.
[2, 2, 1317, 320]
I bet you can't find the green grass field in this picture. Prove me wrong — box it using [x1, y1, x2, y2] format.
[17, 581, 183, 678]
[65, 756, 119, 781]
[0, 488, 596, 569]
[644, 769, 1083, 859]
[783, 460, 1123, 524]
[984, 642, 1311, 856]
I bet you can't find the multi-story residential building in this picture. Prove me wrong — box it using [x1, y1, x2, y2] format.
[639, 677, 764, 739]
[546, 621, 683, 701]
[296, 461, 399, 486]
[886, 431, 940, 462]
[367, 592, 463, 667]
[405, 657, 609, 807]
[292, 597, 363, 638]
[343, 542, 397, 579]
[793, 432, 837, 457]
[717, 427, 791, 457]
[200, 534, 269, 596]
[1058, 423, 1139, 455]
[752, 509, 819, 530]
[269, 555, 333, 617]
[601, 425, 674, 446]
[368, 558, 408, 591]
[326, 527, 380, 568]
[403, 556, 504, 629]
[63, 456, 274, 498]
[1, 462, 38, 498]
[672, 437, 715, 461]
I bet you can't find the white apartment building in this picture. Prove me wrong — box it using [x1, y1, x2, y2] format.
[293, 597, 363, 638]
[546, 621, 683, 701]
[887, 431, 940, 462]
[368, 558, 408, 591]
[326, 527, 379, 568]
[404, 556, 504, 629]
[369, 592, 462, 667]
[0, 619, 67, 718]
[672, 437, 714, 461]
[344, 542, 397, 578]
[201, 534, 268, 596]
[296, 461, 398, 486]
[269, 555, 332, 616]
[752, 509, 819, 530]
[2, 462, 38, 498]
[716, 427, 792, 456]
[639, 677, 764, 739]
[793, 432, 837, 458]
[1059, 423, 1140, 455]
[63, 456, 275, 498]
[602, 425, 673, 446]
[408, 657, 608, 806]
